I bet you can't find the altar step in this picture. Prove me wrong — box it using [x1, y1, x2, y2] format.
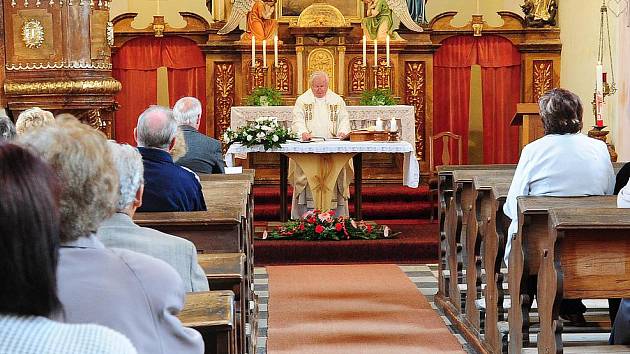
[253, 184, 434, 221]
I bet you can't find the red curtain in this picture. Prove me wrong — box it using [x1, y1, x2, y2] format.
[432, 35, 521, 165]
[112, 36, 206, 144]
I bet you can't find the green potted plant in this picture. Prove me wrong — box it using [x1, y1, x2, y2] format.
[359, 88, 398, 106]
[245, 87, 283, 106]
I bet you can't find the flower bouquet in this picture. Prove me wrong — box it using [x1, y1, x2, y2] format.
[262, 210, 395, 241]
[223, 116, 296, 151]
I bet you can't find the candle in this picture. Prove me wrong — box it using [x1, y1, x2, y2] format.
[476, 0, 480, 14]
[596, 62, 604, 127]
[157, 0, 160, 15]
[262, 39, 267, 68]
[274, 35, 278, 68]
[362, 35, 367, 67]
[375, 117, 383, 131]
[385, 35, 390, 66]
[373, 39, 378, 67]
[389, 117, 397, 132]
[251, 36, 256, 68]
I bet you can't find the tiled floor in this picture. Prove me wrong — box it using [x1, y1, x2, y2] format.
[253, 264, 476, 354]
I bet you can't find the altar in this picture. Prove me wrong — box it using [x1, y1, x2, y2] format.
[226, 140, 420, 221]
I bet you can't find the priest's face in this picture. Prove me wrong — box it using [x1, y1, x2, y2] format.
[311, 75, 328, 98]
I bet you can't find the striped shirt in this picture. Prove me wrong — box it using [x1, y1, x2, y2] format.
[0, 315, 136, 354]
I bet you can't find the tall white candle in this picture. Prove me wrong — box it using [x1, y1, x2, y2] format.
[251, 36, 256, 68]
[274, 35, 278, 67]
[157, 0, 160, 15]
[386, 35, 390, 66]
[476, 0, 480, 14]
[373, 39, 378, 67]
[362, 35, 367, 67]
[262, 39, 267, 68]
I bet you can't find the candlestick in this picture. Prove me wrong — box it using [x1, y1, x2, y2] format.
[362, 35, 367, 67]
[273, 35, 278, 68]
[373, 39, 378, 67]
[596, 61, 604, 127]
[251, 36, 256, 68]
[262, 39, 267, 68]
[385, 35, 390, 67]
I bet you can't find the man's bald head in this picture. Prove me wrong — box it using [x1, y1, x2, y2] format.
[135, 106, 178, 150]
[173, 96, 202, 128]
[309, 71, 329, 98]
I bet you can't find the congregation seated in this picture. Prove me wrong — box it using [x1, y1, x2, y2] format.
[15, 107, 54, 135]
[134, 105, 207, 212]
[98, 142, 209, 292]
[0, 117, 15, 141]
[20, 116, 204, 354]
[503, 88, 614, 324]
[0, 143, 136, 354]
[173, 96, 225, 175]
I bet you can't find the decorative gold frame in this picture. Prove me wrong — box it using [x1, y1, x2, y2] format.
[277, 0, 363, 23]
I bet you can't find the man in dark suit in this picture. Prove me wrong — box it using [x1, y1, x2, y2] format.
[173, 97, 225, 174]
[134, 105, 206, 212]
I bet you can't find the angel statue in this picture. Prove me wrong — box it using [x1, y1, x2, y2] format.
[217, 0, 278, 41]
[521, 0, 557, 27]
[362, 0, 424, 41]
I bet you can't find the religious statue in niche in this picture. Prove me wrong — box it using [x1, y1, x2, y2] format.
[406, 0, 427, 24]
[521, 0, 557, 27]
[218, 0, 278, 41]
[361, 0, 424, 41]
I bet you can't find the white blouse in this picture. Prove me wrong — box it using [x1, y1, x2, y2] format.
[503, 133, 614, 264]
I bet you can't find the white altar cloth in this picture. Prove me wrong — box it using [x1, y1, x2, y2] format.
[230, 105, 417, 155]
[225, 140, 420, 188]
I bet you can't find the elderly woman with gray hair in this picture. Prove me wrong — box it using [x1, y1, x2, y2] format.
[503, 88, 614, 325]
[19, 117, 204, 354]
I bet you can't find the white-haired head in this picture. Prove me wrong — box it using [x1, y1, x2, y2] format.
[16, 107, 55, 135]
[135, 105, 178, 150]
[107, 141, 144, 212]
[173, 97, 202, 128]
[309, 71, 329, 98]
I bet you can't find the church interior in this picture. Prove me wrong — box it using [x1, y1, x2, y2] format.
[1, 0, 630, 353]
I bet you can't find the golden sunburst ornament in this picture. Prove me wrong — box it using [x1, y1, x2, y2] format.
[22, 19, 45, 48]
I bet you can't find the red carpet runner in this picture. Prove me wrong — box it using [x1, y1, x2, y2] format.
[266, 264, 465, 354]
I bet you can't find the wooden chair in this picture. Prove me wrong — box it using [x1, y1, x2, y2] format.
[428, 132, 462, 221]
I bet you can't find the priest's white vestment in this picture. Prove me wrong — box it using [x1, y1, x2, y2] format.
[290, 89, 352, 219]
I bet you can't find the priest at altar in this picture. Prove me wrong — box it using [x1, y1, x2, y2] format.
[290, 71, 352, 219]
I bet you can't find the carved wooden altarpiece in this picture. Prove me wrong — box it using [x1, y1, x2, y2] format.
[2, 0, 120, 137]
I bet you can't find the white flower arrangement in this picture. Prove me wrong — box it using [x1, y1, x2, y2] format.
[223, 116, 296, 150]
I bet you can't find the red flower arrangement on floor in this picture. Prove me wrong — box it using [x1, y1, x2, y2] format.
[263, 210, 396, 241]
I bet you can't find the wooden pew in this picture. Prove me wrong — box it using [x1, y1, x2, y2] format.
[537, 208, 630, 354]
[197, 253, 246, 354]
[198, 169, 255, 182]
[473, 178, 511, 353]
[508, 196, 617, 353]
[180, 290, 237, 354]
[436, 164, 516, 306]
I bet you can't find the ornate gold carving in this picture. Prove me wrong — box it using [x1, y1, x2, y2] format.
[5, 61, 112, 71]
[22, 19, 45, 48]
[532, 60, 553, 101]
[4, 78, 122, 96]
[374, 57, 392, 89]
[106, 21, 114, 46]
[347, 57, 366, 94]
[307, 48, 334, 86]
[90, 10, 110, 59]
[214, 62, 235, 138]
[249, 59, 265, 93]
[296, 3, 347, 27]
[272, 58, 292, 94]
[404, 61, 426, 159]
